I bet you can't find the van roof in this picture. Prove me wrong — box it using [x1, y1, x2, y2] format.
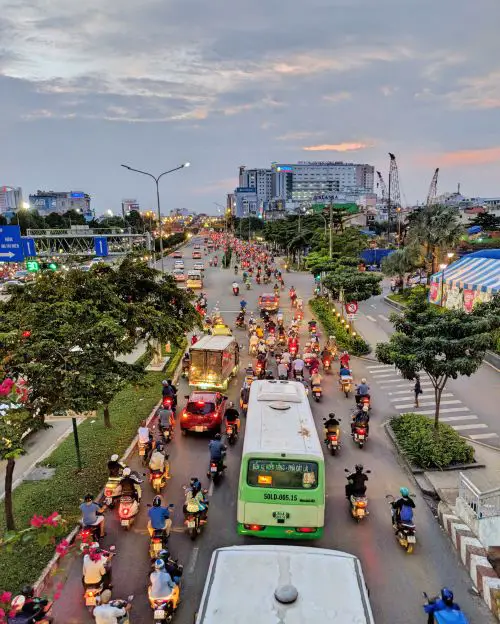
[190, 334, 235, 351]
[196, 545, 374, 624]
[242, 380, 323, 458]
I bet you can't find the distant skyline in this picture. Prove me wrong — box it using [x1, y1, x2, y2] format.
[2, 0, 500, 215]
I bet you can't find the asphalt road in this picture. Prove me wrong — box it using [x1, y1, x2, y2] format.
[53, 241, 494, 623]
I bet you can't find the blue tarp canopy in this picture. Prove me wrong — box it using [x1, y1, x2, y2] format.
[467, 225, 482, 234]
[431, 249, 500, 294]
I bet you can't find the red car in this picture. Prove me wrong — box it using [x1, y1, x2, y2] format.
[172, 250, 182, 258]
[180, 391, 226, 434]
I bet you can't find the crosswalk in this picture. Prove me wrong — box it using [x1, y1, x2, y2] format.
[366, 363, 498, 441]
[366, 314, 390, 322]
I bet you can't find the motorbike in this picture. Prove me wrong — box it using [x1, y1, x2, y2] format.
[235, 316, 246, 329]
[181, 361, 190, 378]
[340, 376, 353, 398]
[245, 281, 251, 290]
[311, 384, 322, 402]
[9, 596, 53, 624]
[226, 422, 238, 445]
[358, 395, 371, 411]
[149, 528, 168, 559]
[233, 286, 239, 296]
[386, 495, 417, 554]
[104, 475, 122, 508]
[148, 585, 180, 624]
[183, 488, 209, 541]
[293, 369, 304, 382]
[97, 597, 133, 624]
[209, 454, 226, 484]
[289, 343, 298, 357]
[138, 439, 150, 466]
[149, 468, 168, 494]
[322, 357, 331, 373]
[159, 423, 173, 444]
[353, 424, 368, 448]
[323, 418, 341, 455]
[118, 495, 140, 530]
[422, 592, 468, 624]
[345, 468, 371, 523]
[296, 309, 304, 321]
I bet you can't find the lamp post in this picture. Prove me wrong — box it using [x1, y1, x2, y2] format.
[121, 162, 190, 273]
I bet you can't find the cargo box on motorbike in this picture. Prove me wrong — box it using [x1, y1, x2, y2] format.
[188, 335, 239, 390]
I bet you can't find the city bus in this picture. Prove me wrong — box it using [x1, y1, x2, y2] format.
[195, 545, 375, 624]
[237, 380, 325, 539]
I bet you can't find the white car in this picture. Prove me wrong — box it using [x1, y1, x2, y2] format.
[173, 269, 186, 282]
[193, 262, 205, 271]
[174, 260, 184, 269]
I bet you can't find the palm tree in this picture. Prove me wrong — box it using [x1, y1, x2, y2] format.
[406, 205, 463, 276]
[381, 245, 421, 289]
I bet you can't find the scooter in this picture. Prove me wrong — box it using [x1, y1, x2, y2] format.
[422, 592, 468, 623]
[386, 495, 417, 554]
[104, 476, 122, 508]
[9, 596, 53, 624]
[148, 584, 180, 624]
[118, 495, 140, 530]
[353, 425, 368, 449]
[138, 440, 150, 466]
[311, 384, 322, 402]
[226, 422, 238, 445]
[345, 468, 371, 523]
[208, 455, 226, 484]
[322, 358, 331, 373]
[323, 418, 341, 455]
[233, 286, 239, 296]
[149, 468, 168, 494]
[340, 376, 353, 398]
[149, 527, 168, 560]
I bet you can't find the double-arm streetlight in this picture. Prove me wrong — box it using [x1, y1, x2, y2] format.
[121, 162, 190, 273]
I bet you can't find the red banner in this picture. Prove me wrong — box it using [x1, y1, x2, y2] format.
[463, 289, 475, 313]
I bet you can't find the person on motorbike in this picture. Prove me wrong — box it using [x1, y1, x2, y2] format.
[80, 494, 106, 538]
[239, 299, 247, 312]
[182, 352, 190, 373]
[225, 402, 241, 434]
[14, 585, 52, 623]
[138, 420, 153, 461]
[339, 365, 352, 385]
[266, 333, 276, 351]
[423, 588, 462, 622]
[273, 283, 280, 297]
[289, 286, 296, 300]
[323, 413, 341, 443]
[184, 478, 209, 519]
[162, 380, 177, 408]
[148, 495, 173, 538]
[355, 378, 370, 404]
[391, 487, 416, 528]
[351, 405, 370, 436]
[278, 361, 289, 380]
[280, 350, 291, 368]
[276, 309, 284, 325]
[308, 354, 320, 375]
[310, 369, 322, 390]
[191, 333, 199, 345]
[257, 340, 267, 356]
[236, 311, 245, 326]
[82, 542, 111, 589]
[345, 464, 368, 499]
[232, 281, 240, 295]
[340, 350, 350, 370]
[296, 296, 304, 311]
[120, 467, 142, 502]
[149, 441, 170, 481]
[255, 325, 264, 340]
[208, 433, 227, 473]
[149, 559, 179, 609]
[234, 265, 238, 274]
[292, 356, 305, 378]
[158, 404, 174, 435]
[93, 589, 132, 624]
[107, 454, 123, 478]
[249, 332, 259, 354]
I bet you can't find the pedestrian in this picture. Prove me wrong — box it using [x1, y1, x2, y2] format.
[414, 375, 422, 407]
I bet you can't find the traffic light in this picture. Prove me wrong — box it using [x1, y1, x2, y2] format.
[314, 273, 321, 283]
[26, 260, 40, 272]
[47, 262, 58, 271]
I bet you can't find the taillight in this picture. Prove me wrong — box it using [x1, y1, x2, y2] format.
[329, 434, 337, 440]
[324, 360, 330, 366]
[296, 527, 317, 533]
[356, 501, 367, 508]
[244, 524, 265, 531]
[152, 538, 162, 543]
[87, 591, 94, 597]
[357, 428, 366, 435]
[122, 508, 129, 515]
[105, 488, 112, 496]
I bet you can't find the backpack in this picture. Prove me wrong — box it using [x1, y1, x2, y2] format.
[434, 609, 469, 624]
[399, 503, 414, 523]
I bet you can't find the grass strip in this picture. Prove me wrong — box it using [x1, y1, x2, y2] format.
[309, 298, 370, 356]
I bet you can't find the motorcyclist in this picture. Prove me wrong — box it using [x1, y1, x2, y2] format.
[255, 325, 264, 340]
[340, 350, 350, 370]
[13, 585, 51, 623]
[278, 361, 289, 380]
[249, 332, 259, 355]
[292, 356, 305, 378]
[162, 379, 177, 408]
[148, 495, 173, 538]
[351, 405, 370, 436]
[182, 352, 190, 373]
[391, 487, 416, 528]
[107, 454, 123, 478]
[224, 402, 241, 434]
[345, 464, 368, 499]
[93, 589, 132, 624]
[82, 542, 111, 589]
[149, 441, 170, 480]
[274, 283, 280, 296]
[236, 311, 246, 326]
[120, 467, 142, 502]
[149, 559, 179, 610]
[208, 433, 227, 473]
[248, 312, 256, 330]
[232, 281, 239, 294]
[239, 299, 247, 312]
[191, 333, 199, 345]
[158, 405, 174, 434]
[137, 420, 153, 461]
[276, 309, 284, 326]
[323, 412, 341, 443]
[296, 296, 304, 311]
[80, 494, 106, 538]
[310, 369, 322, 389]
[234, 265, 239, 274]
[184, 477, 209, 519]
[266, 333, 276, 351]
[423, 588, 463, 623]
[308, 354, 320, 374]
[257, 341, 267, 357]
[355, 378, 370, 404]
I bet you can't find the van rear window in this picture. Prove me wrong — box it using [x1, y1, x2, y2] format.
[247, 459, 318, 489]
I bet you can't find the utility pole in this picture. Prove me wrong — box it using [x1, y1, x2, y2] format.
[329, 202, 333, 258]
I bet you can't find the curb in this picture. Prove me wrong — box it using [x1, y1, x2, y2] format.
[438, 502, 500, 619]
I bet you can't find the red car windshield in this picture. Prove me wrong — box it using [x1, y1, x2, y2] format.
[187, 401, 215, 416]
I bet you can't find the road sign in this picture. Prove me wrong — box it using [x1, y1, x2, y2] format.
[0, 225, 24, 262]
[22, 238, 36, 257]
[94, 237, 109, 257]
[26, 260, 40, 272]
[345, 301, 358, 315]
[347, 313, 356, 321]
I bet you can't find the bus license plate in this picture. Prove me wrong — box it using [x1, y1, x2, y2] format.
[274, 511, 287, 521]
[195, 426, 205, 432]
[154, 609, 165, 618]
[407, 535, 416, 543]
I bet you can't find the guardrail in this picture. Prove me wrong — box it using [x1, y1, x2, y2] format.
[458, 472, 500, 519]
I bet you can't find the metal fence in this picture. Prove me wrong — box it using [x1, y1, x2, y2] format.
[458, 472, 500, 519]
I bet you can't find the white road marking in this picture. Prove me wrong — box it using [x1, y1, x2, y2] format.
[387, 387, 432, 395]
[377, 381, 432, 388]
[409, 407, 471, 415]
[395, 399, 462, 409]
[469, 433, 499, 440]
[187, 547, 199, 574]
[367, 365, 394, 370]
[440, 415, 479, 422]
[378, 314, 390, 321]
[208, 481, 214, 497]
[390, 393, 452, 402]
[366, 315, 377, 322]
[452, 424, 489, 431]
[371, 372, 400, 378]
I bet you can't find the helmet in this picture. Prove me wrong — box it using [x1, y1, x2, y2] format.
[89, 542, 100, 550]
[328, 412, 336, 419]
[361, 378, 367, 384]
[110, 454, 119, 462]
[400, 487, 409, 497]
[122, 467, 131, 477]
[100, 589, 112, 604]
[228, 401, 234, 408]
[21, 585, 34, 598]
[153, 495, 162, 507]
[155, 441, 163, 451]
[84, 494, 93, 502]
[343, 350, 348, 355]
[214, 433, 222, 440]
[162, 380, 168, 386]
[159, 548, 170, 559]
[154, 559, 166, 571]
[355, 464, 364, 473]
[329, 335, 334, 340]
[441, 588, 454, 604]
[362, 405, 369, 412]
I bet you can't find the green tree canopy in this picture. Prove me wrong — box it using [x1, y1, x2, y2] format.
[381, 246, 421, 282]
[469, 212, 500, 231]
[323, 267, 382, 302]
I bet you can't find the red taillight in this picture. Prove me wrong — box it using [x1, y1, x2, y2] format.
[296, 527, 317, 533]
[226, 426, 233, 433]
[196, 401, 205, 406]
[244, 524, 265, 531]
[329, 434, 337, 440]
[122, 508, 129, 515]
[105, 488, 112, 496]
[356, 501, 367, 508]
[357, 428, 366, 435]
[324, 360, 330, 366]
[152, 538, 162, 543]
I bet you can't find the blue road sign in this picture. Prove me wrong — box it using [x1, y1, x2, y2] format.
[94, 237, 109, 257]
[22, 238, 36, 257]
[0, 225, 24, 262]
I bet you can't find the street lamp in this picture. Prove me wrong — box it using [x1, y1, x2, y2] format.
[121, 162, 190, 273]
[439, 262, 448, 306]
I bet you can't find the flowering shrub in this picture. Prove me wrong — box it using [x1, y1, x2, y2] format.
[0, 378, 28, 409]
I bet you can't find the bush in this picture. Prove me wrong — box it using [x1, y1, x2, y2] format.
[309, 298, 370, 356]
[154, 232, 186, 254]
[390, 413, 474, 469]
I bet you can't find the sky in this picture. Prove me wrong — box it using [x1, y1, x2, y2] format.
[1, 0, 500, 215]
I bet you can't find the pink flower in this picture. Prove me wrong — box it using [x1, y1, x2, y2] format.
[53, 591, 61, 601]
[30, 514, 44, 528]
[0, 608, 5, 618]
[44, 512, 60, 527]
[0, 592, 10, 604]
[55, 540, 69, 556]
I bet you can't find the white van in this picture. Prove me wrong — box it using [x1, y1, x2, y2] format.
[195, 545, 375, 624]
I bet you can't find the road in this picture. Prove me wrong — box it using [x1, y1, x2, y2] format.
[357, 289, 500, 447]
[53, 241, 493, 623]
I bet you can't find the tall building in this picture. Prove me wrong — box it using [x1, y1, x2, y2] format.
[238, 166, 273, 203]
[29, 190, 91, 217]
[234, 187, 259, 218]
[0, 186, 23, 214]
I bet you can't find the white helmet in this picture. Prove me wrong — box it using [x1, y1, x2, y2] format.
[362, 405, 369, 412]
[361, 378, 367, 384]
[110, 454, 119, 462]
[89, 542, 100, 550]
[122, 467, 131, 477]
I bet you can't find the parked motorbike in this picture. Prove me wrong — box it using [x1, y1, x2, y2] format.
[311, 384, 322, 402]
[226, 423, 238, 445]
[353, 425, 368, 449]
[118, 495, 139, 530]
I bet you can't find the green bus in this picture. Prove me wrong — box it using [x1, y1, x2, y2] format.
[237, 380, 325, 539]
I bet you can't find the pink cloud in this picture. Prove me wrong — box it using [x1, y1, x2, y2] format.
[190, 177, 237, 195]
[417, 147, 500, 167]
[303, 142, 373, 152]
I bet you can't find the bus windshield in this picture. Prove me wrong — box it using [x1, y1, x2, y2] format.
[247, 458, 318, 490]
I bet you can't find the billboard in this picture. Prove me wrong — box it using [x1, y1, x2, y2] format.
[29, 195, 57, 213]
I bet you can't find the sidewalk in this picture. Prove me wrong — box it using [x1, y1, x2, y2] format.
[0, 342, 147, 500]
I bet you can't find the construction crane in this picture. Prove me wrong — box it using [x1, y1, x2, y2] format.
[387, 153, 402, 245]
[426, 168, 439, 207]
[376, 171, 387, 202]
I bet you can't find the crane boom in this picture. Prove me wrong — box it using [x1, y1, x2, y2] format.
[426, 168, 439, 207]
[376, 171, 387, 201]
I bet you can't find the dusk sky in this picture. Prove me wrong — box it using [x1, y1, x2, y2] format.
[2, 0, 500, 215]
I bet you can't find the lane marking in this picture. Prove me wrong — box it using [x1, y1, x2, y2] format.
[395, 399, 462, 409]
[378, 314, 390, 321]
[187, 547, 199, 574]
[378, 381, 432, 388]
[366, 315, 377, 322]
[440, 415, 479, 422]
[208, 481, 214, 497]
[407, 407, 471, 415]
[366, 365, 393, 370]
[387, 388, 432, 395]
[452, 424, 489, 431]
[371, 372, 400, 378]
[390, 393, 452, 402]
[469, 433, 499, 440]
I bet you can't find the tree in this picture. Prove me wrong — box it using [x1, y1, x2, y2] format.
[44, 212, 66, 229]
[469, 212, 500, 231]
[406, 205, 463, 276]
[125, 210, 144, 232]
[10, 210, 46, 235]
[381, 246, 421, 287]
[323, 267, 382, 302]
[376, 289, 500, 428]
[0, 215, 7, 226]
